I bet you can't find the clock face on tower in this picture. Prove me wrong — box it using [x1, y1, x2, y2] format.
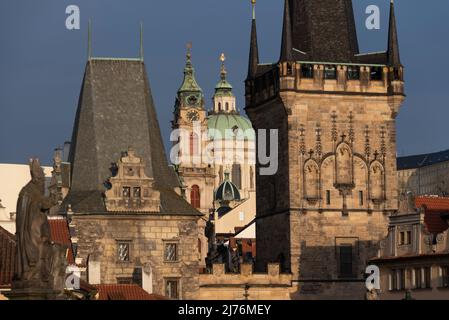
[185, 94, 200, 107]
[186, 110, 200, 122]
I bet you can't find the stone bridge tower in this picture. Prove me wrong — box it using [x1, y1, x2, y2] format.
[245, 0, 405, 299]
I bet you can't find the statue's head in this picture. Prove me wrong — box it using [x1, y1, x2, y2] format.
[29, 158, 45, 184]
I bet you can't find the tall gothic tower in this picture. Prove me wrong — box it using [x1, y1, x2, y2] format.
[245, 0, 405, 299]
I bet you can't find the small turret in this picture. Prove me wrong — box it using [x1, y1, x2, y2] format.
[247, 0, 259, 79]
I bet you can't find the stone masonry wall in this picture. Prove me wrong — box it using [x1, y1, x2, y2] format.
[72, 214, 200, 299]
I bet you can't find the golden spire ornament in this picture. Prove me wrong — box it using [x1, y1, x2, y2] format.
[251, 0, 256, 20]
[220, 53, 227, 80]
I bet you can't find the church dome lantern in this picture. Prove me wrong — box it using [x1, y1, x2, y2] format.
[208, 53, 255, 141]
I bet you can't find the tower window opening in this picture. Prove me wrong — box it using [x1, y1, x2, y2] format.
[393, 68, 401, 80]
[232, 164, 242, 190]
[326, 190, 331, 205]
[218, 102, 222, 111]
[225, 102, 229, 111]
[339, 244, 353, 277]
[301, 64, 314, 78]
[324, 65, 337, 79]
[347, 66, 360, 80]
[286, 63, 293, 75]
[370, 67, 383, 81]
[359, 191, 364, 206]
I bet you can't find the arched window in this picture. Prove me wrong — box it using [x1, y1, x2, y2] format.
[250, 166, 254, 189]
[219, 166, 224, 184]
[191, 185, 201, 208]
[232, 164, 242, 189]
[218, 102, 222, 111]
[189, 133, 198, 157]
[225, 102, 229, 111]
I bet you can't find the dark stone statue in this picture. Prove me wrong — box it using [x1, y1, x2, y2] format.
[10, 159, 67, 299]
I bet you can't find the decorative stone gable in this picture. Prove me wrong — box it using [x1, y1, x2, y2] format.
[105, 148, 160, 212]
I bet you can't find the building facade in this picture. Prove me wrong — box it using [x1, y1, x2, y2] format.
[372, 196, 449, 300]
[245, 0, 405, 299]
[398, 149, 449, 197]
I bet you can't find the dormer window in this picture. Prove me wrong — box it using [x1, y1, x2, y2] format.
[122, 187, 131, 198]
[133, 187, 141, 198]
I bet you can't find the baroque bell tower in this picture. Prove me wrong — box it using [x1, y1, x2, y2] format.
[245, 0, 405, 299]
[172, 44, 215, 216]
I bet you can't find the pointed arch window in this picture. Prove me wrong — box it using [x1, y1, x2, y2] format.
[219, 166, 224, 184]
[191, 185, 201, 209]
[232, 164, 242, 189]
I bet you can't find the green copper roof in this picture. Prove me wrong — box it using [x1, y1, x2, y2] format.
[207, 114, 255, 140]
[215, 172, 241, 202]
[178, 50, 202, 94]
[214, 55, 234, 97]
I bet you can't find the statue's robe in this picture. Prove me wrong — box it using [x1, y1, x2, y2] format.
[14, 181, 54, 282]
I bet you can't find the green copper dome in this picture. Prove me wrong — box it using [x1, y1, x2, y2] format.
[215, 173, 241, 202]
[207, 114, 255, 140]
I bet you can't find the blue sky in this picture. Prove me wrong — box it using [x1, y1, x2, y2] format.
[1, 0, 448, 165]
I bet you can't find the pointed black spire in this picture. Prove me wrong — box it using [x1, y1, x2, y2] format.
[387, 0, 401, 67]
[247, 0, 259, 79]
[279, 0, 293, 62]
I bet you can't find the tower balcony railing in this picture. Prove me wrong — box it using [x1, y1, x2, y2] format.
[245, 61, 404, 107]
[278, 61, 404, 96]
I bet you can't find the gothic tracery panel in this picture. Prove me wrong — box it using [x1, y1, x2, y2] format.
[336, 143, 353, 186]
[370, 161, 384, 201]
[304, 160, 319, 200]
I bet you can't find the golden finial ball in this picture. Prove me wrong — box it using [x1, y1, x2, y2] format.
[220, 53, 226, 63]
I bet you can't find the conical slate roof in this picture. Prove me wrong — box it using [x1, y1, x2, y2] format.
[284, 0, 359, 63]
[64, 58, 200, 216]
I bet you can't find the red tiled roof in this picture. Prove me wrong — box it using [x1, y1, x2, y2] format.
[48, 217, 75, 264]
[415, 197, 449, 234]
[0, 227, 15, 288]
[94, 284, 169, 300]
[416, 196, 449, 211]
[0, 218, 75, 289]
